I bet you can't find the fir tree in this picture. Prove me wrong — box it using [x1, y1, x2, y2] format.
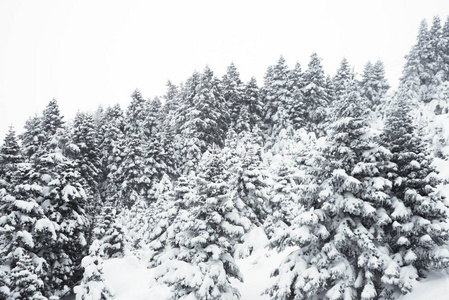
[400, 19, 434, 102]
[20, 115, 45, 160]
[41, 99, 64, 139]
[162, 80, 180, 116]
[117, 89, 151, 208]
[155, 149, 250, 300]
[74, 240, 114, 300]
[97, 205, 125, 259]
[267, 74, 395, 300]
[378, 94, 449, 296]
[289, 62, 307, 130]
[71, 112, 102, 195]
[232, 127, 270, 227]
[222, 63, 245, 129]
[302, 53, 329, 136]
[174, 67, 230, 174]
[262, 56, 293, 137]
[9, 251, 47, 300]
[0, 126, 23, 186]
[243, 77, 264, 131]
[97, 104, 125, 206]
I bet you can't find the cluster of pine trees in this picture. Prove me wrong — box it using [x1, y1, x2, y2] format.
[1, 16, 449, 300]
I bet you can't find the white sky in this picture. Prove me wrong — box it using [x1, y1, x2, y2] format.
[1, 0, 449, 140]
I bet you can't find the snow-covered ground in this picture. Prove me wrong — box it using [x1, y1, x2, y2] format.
[103, 249, 449, 300]
[103, 226, 449, 300]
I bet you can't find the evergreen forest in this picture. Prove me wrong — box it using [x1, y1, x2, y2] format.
[1, 16, 449, 300]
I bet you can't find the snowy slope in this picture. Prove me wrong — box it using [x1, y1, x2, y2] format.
[102, 250, 449, 300]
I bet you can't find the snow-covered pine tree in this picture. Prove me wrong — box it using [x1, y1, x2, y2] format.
[155, 149, 250, 300]
[289, 62, 307, 131]
[262, 56, 293, 138]
[74, 240, 114, 300]
[0, 267, 9, 299]
[234, 105, 251, 134]
[20, 115, 45, 160]
[26, 101, 90, 294]
[172, 71, 202, 175]
[146, 174, 195, 268]
[162, 80, 180, 116]
[333, 58, 354, 98]
[0, 182, 49, 295]
[232, 126, 270, 228]
[97, 104, 125, 207]
[119, 196, 149, 252]
[0, 126, 23, 186]
[70, 112, 102, 194]
[360, 60, 390, 110]
[222, 63, 245, 129]
[266, 69, 400, 300]
[173, 67, 230, 175]
[41, 98, 64, 140]
[144, 97, 164, 139]
[97, 205, 125, 259]
[117, 89, 151, 208]
[242, 77, 264, 131]
[8, 251, 47, 300]
[400, 19, 434, 102]
[143, 97, 171, 201]
[35, 147, 90, 293]
[378, 92, 449, 297]
[264, 127, 304, 239]
[301, 53, 329, 136]
[441, 16, 449, 81]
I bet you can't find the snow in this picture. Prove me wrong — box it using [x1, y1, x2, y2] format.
[101, 240, 449, 300]
[13, 199, 37, 213]
[399, 271, 449, 300]
[103, 255, 159, 300]
[17, 230, 34, 247]
[35, 218, 57, 239]
[102, 228, 293, 300]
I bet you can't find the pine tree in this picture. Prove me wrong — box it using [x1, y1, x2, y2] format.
[20, 115, 45, 160]
[378, 94, 449, 296]
[360, 60, 390, 109]
[400, 19, 434, 102]
[117, 89, 151, 208]
[243, 77, 264, 131]
[97, 104, 125, 206]
[333, 58, 355, 98]
[74, 240, 114, 300]
[97, 205, 125, 259]
[0, 126, 23, 186]
[262, 56, 293, 137]
[174, 67, 230, 175]
[222, 63, 245, 129]
[155, 149, 250, 300]
[9, 251, 47, 300]
[0, 267, 10, 299]
[27, 104, 90, 294]
[289, 62, 307, 130]
[42, 98, 64, 139]
[302, 53, 329, 136]
[232, 127, 270, 227]
[267, 74, 396, 300]
[162, 80, 180, 116]
[441, 16, 449, 81]
[71, 112, 102, 195]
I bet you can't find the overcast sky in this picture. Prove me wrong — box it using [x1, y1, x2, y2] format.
[1, 0, 449, 140]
